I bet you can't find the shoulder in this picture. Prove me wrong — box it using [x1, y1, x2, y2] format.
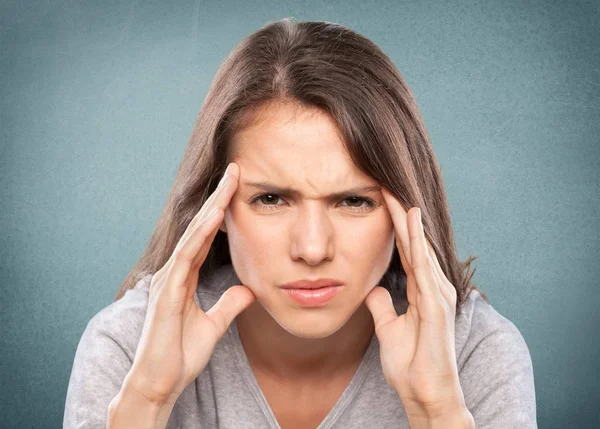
[81, 274, 152, 359]
[63, 275, 154, 428]
[456, 289, 532, 367]
[455, 289, 538, 427]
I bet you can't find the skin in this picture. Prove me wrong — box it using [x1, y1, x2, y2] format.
[116, 100, 473, 428]
[215, 101, 474, 427]
[218, 102, 396, 385]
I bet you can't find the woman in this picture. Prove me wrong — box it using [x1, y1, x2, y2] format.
[64, 18, 537, 429]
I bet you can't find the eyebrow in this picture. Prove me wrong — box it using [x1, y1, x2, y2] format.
[243, 181, 382, 200]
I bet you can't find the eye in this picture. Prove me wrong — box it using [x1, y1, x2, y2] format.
[248, 193, 376, 212]
[250, 193, 284, 209]
[340, 196, 376, 211]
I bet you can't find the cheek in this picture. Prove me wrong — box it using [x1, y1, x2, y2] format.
[226, 200, 280, 248]
[224, 200, 283, 288]
[346, 209, 393, 248]
[344, 215, 395, 284]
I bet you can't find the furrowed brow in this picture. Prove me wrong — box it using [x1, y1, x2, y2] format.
[243, 181, 381, 199]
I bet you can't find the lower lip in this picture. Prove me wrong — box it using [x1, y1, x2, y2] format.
[282, 286, 343, 307]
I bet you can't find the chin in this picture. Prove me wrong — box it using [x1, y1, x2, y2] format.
[269, 307, 350, 340]
[280, 323, 344, 340]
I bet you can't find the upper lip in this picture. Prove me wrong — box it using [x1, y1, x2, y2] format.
[280, 278, 344, 289]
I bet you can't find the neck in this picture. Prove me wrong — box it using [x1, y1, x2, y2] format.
[235, 300, 375, 383]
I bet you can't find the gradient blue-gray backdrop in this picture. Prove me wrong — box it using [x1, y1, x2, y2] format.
[1, 0, 598, 427]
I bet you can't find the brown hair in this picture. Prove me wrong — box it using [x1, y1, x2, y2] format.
[114, 17, 489, 313]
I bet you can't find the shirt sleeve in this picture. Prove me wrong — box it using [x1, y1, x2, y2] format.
[458, 305, 538, 429]
[63, 286, 149, 429]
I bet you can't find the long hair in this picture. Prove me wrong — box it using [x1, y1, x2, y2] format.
[114, 17, 489, 313]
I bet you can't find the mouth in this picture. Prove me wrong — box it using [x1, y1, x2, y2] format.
[282, 285, 343, 307]
[280, 278, 344, 290]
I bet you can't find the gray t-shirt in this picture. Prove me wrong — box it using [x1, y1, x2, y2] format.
[63, 264, 538, 428]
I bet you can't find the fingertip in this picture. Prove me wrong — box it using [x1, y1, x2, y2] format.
[381, 188, 393, 204]
[377, 286, 393, 303]
[229, 162, 240, 177]
[371, 285, 386, 294]
[231, 284, 256, 306]
[365, 285, 385, 305]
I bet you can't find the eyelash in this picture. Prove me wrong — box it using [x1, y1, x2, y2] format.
[248, 193, 377, 213]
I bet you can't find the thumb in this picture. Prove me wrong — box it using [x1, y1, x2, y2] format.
[365, 286, 398, 331]
[206, 285, 256, 339]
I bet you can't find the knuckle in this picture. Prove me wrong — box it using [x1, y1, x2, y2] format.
[441, 295, 455, 319]
[426, 253, 435, 268]
[150, 272, 160, 287]
[193, 216, 212, 236]
[212, 307, 228, 335]
[224, 290, 241, 309]
[435, 302, 450, 323]
[172, 248, 193, 265]
[425, 257, 437, 274]
[412, 258, 426, 271]
[449, 285, 457, 300]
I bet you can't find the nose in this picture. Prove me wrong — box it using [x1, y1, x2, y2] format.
[290, 204, 334, 266]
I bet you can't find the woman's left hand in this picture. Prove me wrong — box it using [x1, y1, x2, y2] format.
[365, 188, 466, 419]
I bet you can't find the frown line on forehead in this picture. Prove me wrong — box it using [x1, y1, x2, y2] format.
[243, 181, 382, 200]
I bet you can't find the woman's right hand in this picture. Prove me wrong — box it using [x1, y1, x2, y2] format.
[124, 162, 255, 406]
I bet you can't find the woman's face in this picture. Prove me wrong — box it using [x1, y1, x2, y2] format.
[221, 102, 395, 339]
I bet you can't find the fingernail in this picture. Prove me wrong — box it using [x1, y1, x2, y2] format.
[417, 208, 422, 222]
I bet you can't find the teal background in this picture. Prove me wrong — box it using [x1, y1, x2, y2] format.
[1, 0, 598, 427]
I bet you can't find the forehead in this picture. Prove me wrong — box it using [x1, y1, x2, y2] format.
[231, 102, 345, 151]
[232, 103, 353, 167]
[229, 103, 378, 198]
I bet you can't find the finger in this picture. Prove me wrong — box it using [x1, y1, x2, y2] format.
[177, 163, 238, 252]
[408, 207, 445, 311]
[381, 188, 413, 271]
[398, 239, 417, 307]
[425, 238, 456, 307]
[164, 163, 239, 305]
[185, 172, 229, 234]
[160, 207, 223, 310]
[149, 272, 162, 303]
[364, 286, 398, 331]
[206, 285, 256, 339]
[176, 161, 238, 263]
[151, 163, 237, 293]
[381, 188, 420, 309]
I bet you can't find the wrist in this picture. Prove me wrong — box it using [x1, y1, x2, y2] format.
[406, 405, 475, 429]
[398, 385, 475, 429]
[108, 382, 163, 429]
[108, 377, 178, 429]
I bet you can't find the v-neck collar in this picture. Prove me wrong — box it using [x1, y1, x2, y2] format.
[227, 318, 379, 429]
